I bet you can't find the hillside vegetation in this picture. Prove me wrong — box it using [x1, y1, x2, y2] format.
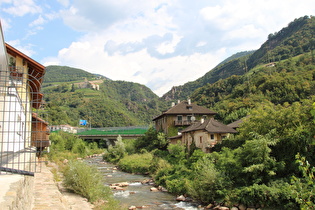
[44, 65, 105, 83]
[162, 15, 315, 102]
[101, 16, 315, 209]
[43, 74, 167, 127]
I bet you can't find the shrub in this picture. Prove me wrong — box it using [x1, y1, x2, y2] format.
[118, 153, 153, 174]
[63, 160, 112, 202]
[103, 135, 126, 163]
[234, 182, 298, 209]
[187, 156, 229, 204]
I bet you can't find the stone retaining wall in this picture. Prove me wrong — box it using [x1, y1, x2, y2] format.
[0, 174, 34, 210]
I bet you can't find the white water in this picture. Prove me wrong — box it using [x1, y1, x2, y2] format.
[87, 156, 200, 209]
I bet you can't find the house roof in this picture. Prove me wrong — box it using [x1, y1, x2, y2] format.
[227, 115, 250, 129]
[181, 118, 237, 134]
[153, 100, 217, 120]
[5, 43, 45, 109]
[227, 118, 243, 129]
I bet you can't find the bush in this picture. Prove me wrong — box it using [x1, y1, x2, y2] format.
[63, 160, 112, 202]
[234, 182, 298, 209]
[118, 153, 153, 174]
[154, 164, 192, 195]
[187, 158, 228, 204]
[103, 135, 126, 163]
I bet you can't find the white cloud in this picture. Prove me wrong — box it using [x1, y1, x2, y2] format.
[7, 39, 35, 57]
[34, 0, 315, 96]
[29, 15, 45, 27]
[3, 0, 42, 16]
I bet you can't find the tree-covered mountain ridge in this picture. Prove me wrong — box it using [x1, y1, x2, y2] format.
[162, 15, 315, 102]
[42, 69, 168, 127]
[43, 15, 315, 127]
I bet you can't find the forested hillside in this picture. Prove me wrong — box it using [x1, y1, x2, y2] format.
[162, 15, 315, 102]
[44, 65, 107, 83]
[43, 16, 315, 128]
[42, 69, 168, 127]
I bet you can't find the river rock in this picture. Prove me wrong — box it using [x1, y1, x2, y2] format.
[150, 187, 159, 192]
[213, 206, 229, 210]
[205, 203, 214, 209]
[238, 204, 246, 210]
[129, 206, 136, 210]
[111, 182, 129, 187]
[176, 195, 186, 201]
[110, 186, 125, 190]
[157, 186, 168, 192]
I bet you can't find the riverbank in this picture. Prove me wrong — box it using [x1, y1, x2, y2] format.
[33, 161, 94, 210]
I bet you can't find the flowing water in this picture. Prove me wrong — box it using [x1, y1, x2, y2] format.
[86, 156, 200, 209]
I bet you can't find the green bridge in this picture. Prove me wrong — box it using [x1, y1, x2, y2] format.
[76, 126, 148, 145]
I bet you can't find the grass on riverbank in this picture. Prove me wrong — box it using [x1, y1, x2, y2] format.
[46, 131, 124, 210]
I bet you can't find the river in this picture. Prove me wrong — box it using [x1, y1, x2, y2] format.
[86, 156, 200, 209]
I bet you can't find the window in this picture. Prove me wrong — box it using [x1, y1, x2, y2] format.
[210, 134, 214, 140]
[199, 136, 203, 143]
[187, 115, 192, 121]
[177, 115, 183, 121]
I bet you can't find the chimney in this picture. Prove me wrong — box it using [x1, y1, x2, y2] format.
[201, 118, 204, 124]
[177, 100, 180, 104]
[171, 102, 175, 107]
[188, 98, 191, 105]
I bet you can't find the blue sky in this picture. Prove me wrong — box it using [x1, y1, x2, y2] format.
[1, 0, 315, 96]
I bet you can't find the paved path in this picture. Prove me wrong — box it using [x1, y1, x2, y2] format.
[32, 162, 93, 210]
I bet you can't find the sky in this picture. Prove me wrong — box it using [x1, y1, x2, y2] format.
[0, 0, 314, 96]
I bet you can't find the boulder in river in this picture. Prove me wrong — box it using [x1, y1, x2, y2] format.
[150, 187, 159, 192]
[176, 195, 186, 201]
[111, 182, 129, 187]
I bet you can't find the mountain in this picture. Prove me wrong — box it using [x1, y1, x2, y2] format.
[42, 66, 168, 127]
[189, 15, 315, 123]
[44, 65, 108, 84]
[43, 16, 315, 128]
[162, 15, 315, 102]
[161, 50, 254, 101]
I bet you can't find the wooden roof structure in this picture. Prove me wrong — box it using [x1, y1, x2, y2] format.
[5, 43, 45, 109]
[181, 118, 238, 134]
[153, 100, 217, 121]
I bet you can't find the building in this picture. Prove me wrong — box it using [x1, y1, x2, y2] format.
[0, 22, 48, 175]
[153, 100, 237, 152]
[49, 124, 78, 134]
[152, 99, 217, 136]
[180, 118, 237, 152]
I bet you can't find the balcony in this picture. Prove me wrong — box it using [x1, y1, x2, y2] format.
[9, 66, 24, 81]
[174, 120, 192, 126]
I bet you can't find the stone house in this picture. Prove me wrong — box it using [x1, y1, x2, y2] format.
[179, 118, 237, 152]
[153, 100, 237, 152]
[152, 100, 217, 137]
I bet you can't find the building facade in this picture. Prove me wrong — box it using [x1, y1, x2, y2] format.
[0, 22, 48, 175]
[152, 100, 217, 137]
